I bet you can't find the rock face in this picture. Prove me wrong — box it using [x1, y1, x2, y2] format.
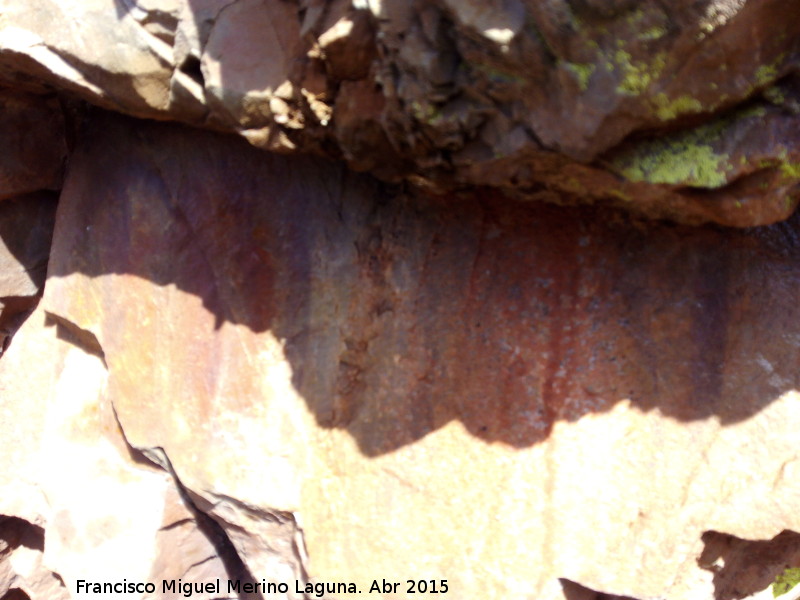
[0, 192, 57, 353]
[1, 0, 800, 226]
[0, 303, 251, 600]
[20, 110, 800, 599]
[3, 3, 800, 600]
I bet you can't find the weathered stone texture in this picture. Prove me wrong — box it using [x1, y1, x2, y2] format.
[0, 90, 65, 199]
[0, 192, 58, 351]
[39, 111, 800, 599]
[0, 305, 236, 599]
[0, 516, 68, 600]
[2, 0, 800, 225]
[3, 2, 800, 599]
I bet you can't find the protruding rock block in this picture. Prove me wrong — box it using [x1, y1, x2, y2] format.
[2, 0, 799, 225]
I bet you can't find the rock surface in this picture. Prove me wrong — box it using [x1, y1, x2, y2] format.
[3, 2, 800, 600]
[35, 110, 800, 599]
[1, 0, 800, 225]
[0, 516, 68, 600]
[0, 192, 58, 354]
[0, 89, 65, 200]
[0, 304, 244, 599]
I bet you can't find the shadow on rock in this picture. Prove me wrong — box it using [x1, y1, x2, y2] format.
[699, 530, 800, 600]
[45, 110, 800, 456]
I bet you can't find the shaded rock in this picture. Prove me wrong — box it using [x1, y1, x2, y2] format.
[0, 90, 65, 199]
[0, 192, 58, 355]
[698, 530, 800, 600]
[560, 579, 639, 600]
[0, 516, 68, 600]
[2, 0, 800, 225]
[42, 110, 800, 599]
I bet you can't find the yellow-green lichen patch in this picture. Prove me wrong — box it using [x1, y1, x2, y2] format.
[561, 177, 587, 195]
[755, 63, 779, 87]
[652, 93, 703, 121]
[613, 142, 729, 187]
[610, 104, 771, 188]
[762, 149, 800, 183]
[608, 188, 633, 202]
[638, 25, 667, 41]
[609, 125, 732, 187]
[753, 54, 787, 89]
[410, 100, 443, 124]
[563, 62, 596, 91]
[625, 7, 645, 25]
[779, 161, 800, 181]
[608, 49, 666, 96]
[773, 567, 800, 597]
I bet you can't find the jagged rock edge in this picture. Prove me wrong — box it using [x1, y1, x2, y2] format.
[108, 404, 269, 600]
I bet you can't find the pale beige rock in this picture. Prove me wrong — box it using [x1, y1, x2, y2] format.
[201, 0, 300, 131]
[0, 517, 69, 600]
[0, 0, 178, 117]
[0, 307, 233, 599]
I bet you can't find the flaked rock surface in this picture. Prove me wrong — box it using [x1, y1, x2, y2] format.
[1, 0, 799, 225]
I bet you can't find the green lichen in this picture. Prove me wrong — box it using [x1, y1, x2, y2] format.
[762, 149, 800, 183]
[609, 189, 633, 202]
[614, 143, 729, 187]
[638, 25, 667, 41]
[773, 567, 800, 597]
[563, 62, 596, 91]
[625, 7, 645, 25]
[755, 64, 779, 87]
[410, 101, 442, 124]
[652, 93, 703, 121]
[754, 54, 787, 89]
[779, 161, 800, 180]
[610, 105, 770, 188]
[609, 49, 666, 96]
[611, 126, 728, 187]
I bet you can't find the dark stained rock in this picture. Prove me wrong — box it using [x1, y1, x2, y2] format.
[0, 192, 58, 354]
[0, 90, 65, 200]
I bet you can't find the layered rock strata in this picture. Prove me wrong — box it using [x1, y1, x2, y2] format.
[1, 0, 800, 225]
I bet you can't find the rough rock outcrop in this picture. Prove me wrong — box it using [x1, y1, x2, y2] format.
[3, 2, 800, 600]
[30, 110, 800, 599]
[0, 303, 248, 599]
[0, 516, 67, 600]
[1, 0, 800, 225]
[0, 192, 57, 353]
[0, 89, 64, 200]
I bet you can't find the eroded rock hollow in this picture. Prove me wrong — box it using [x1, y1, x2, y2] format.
[2, 1, 800, 599]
